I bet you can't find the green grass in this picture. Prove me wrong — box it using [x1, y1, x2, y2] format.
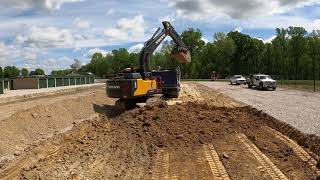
[277, 80, 320, 91]
[181, 79, 320, 92]
[181, 79, 229, 82]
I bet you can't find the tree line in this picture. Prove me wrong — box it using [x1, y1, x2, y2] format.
[81, 26, 320, 81]
[0, 59, 83, 78]
[0, 66, 45, 78]
[2, 26, 320, 81]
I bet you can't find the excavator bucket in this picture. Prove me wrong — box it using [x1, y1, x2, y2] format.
[172, 51, 191, 64]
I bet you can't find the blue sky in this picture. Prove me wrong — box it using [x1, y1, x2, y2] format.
[0, 0, 320, 73]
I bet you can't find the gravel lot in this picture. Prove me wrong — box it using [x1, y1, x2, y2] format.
[200, 81, 320, 136]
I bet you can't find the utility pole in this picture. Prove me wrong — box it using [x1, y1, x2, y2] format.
[313, 58, 316, 92]
[313, 46, 316, 92]
[267, 45, 270, 75]
[281, 46, 284, 87]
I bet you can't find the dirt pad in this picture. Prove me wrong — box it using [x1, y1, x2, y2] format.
[0, 83, 319, 179]
[5, 104, 317, 179]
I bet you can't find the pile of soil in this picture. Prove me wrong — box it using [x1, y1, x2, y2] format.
[0, 88, 111, 166]
[14, 101, 318, 179]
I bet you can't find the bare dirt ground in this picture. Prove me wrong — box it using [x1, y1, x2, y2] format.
[0, 84, 104, 120]
[0, 85, 110, 165]
[0, 83, 319, 179]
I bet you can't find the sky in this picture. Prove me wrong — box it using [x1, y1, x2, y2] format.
[0, 0, 320, 73]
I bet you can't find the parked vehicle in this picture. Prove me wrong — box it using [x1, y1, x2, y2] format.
[230, 75, 246, 85]
[246, 74, 277, 90]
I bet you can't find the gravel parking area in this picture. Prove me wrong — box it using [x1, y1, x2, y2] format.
[200, 81, 320, 136]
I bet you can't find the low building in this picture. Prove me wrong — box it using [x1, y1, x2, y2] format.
[12, 77, 39, 89]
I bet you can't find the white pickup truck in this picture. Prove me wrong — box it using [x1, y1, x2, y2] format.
[246, 74, 277, 90]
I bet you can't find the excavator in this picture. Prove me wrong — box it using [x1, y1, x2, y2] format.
[106, 21, 191, 108]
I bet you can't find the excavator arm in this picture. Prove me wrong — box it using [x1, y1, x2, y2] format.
[139, 21, 191, 79]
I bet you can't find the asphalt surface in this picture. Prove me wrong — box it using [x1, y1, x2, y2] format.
[200, 81, 320, 136]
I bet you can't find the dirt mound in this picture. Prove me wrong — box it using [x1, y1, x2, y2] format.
[0, 88, 110, 166]
[13, 102, 318, 179]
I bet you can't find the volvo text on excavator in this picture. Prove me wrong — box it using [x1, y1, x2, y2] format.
[106, 21, 191, 108]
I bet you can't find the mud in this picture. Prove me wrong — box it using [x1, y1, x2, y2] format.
[0, 83, 319, 179]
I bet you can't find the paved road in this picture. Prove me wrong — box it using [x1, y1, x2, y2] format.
[200, 82, 320, 136]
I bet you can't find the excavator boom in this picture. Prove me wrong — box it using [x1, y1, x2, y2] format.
[139, 21, 191, 79]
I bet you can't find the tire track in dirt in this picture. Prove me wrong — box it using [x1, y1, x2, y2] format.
[151, 145, 230, 179]
[166, 84, 203, 105]
[264, 126, 320, 176]
[185, 84, 204, 101]
[0, 116, 96, 179]
[237, 133, 288, 180]
[0, 145, 61, 180]
[203, 144, 230, 179]
[151, 149, 170, 180]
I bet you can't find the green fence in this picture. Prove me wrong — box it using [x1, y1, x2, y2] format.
[48, 78, 56, 88]
[56, 78, 63, 87]
[63, 78, 69, 86]
[0, 80, 3, 94]
[76, 78, 81, 85]
[4, 80, 8, 90]
[70, 78, 75, 85]
[80, 77, 85, 84]
[0, 79, 10, 94]
[39, 79, 47, 89]
[8, 76, 94, 91]
[85, 77, 89, 84]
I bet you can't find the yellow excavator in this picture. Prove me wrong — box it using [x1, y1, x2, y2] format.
[106, 21, 191, 108]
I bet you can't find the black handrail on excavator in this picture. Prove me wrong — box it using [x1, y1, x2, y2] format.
[139, 21, 190, 80]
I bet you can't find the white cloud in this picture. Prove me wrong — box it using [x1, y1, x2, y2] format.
[16, 26, 75, 48]
[242, 16, 320, 32]
[85, 48, 110, 58]
[0, 43, 18, 66]
[104, 15, 146, 42]
[21, 48, 38, 62]
[201, 37, 209, 43]
[0, 42, 42, 66]
[168, 0, 320, 20]
[265, 35, 277, 43]
[233, 27, 243, 32]
[104, 28, 128, 41]
[106, 9, 115, 16]
[0, 43, 12, 59]
[73, 18, 90, 29]
[158, 15, 176, 23]
[255, 37, 265, 42]
[0, 0, 84, 11]
[22, 56, 74, 73]
[128, 43, 144, 53]
[43, 56, 73, 67]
